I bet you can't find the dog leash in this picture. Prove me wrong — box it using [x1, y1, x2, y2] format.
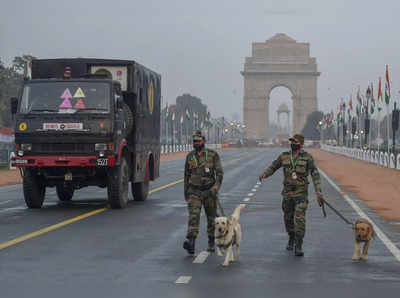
[321, 198, 353, 226]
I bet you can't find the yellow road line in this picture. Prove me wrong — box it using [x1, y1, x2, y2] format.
[0, 208, 107, 250]
[0, 179, 184, 251]
[0, 151, 256, 251]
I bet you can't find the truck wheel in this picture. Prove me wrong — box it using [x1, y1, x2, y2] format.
[107, 156, 129, 209]
[23, 169, 46, 208]
[132, 161, 149, 201]
[56, 184, 74, 201]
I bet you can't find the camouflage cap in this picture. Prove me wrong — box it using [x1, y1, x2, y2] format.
[192, 130, 205, 141]
[289, 134, 304, 145]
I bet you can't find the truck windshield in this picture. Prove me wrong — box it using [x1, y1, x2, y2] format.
[19, 82, 111, 114]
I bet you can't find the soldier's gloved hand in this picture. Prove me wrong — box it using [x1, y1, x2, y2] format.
[316, 191, 324, 206]
[258, 173, 265, 182]
[210, 185, 219, 196]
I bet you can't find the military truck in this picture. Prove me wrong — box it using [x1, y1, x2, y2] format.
[11, 58, 161, 209]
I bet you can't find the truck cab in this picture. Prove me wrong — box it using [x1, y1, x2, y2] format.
[11, 58, 161, 209]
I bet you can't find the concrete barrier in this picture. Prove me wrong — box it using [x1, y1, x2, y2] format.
[390, 153, 396, 169]
[384, 152, 389, 167]
[397, 154, 400, 170]
[9, 151, 16, 170]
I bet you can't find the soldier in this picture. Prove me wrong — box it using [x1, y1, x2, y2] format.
[183, 130, 224, 255]
[258, 134, 323, 257]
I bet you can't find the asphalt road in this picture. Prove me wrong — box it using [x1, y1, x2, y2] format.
[1, 148, 399, 298]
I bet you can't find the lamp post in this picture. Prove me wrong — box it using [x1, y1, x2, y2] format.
[318, 120, 323, 144]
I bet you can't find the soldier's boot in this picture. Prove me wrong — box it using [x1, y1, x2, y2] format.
[286, 232, 295, 251]
[183, 238, 195, 255]
[207, 236, 215, 252]
[295, 238, 304, 257]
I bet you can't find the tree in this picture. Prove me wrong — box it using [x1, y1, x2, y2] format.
[301, 111, 324, 140]
[0, 56, 28, 127]
[12, 55, 36, 73]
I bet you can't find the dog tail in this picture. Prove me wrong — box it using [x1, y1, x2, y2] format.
[231, 204, 245, 227]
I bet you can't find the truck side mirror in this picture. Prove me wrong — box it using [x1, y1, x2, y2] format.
[10, 97, 18, 115]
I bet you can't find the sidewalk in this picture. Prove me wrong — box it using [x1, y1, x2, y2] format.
[308, 148, 400, 225]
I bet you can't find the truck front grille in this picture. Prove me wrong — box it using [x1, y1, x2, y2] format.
[32, 143, 94, 153]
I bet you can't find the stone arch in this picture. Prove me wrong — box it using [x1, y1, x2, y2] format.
[242, 33, 320, 140]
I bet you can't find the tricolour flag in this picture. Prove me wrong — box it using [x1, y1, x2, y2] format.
[385, 65, 390, 105]
[180, 111, 184, 123]
[377, 77, 382, 101]
[171, 107, 175, 120]
[165, 103, 169, 117]
[186, 109, 190, 120]
[349, 95, 353, 110]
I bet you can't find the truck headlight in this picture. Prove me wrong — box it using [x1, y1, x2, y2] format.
[21, 144, 32, 151]
[95, 143, 108, 151]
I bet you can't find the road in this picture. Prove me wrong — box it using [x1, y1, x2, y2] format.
[1, 148, 399, 298]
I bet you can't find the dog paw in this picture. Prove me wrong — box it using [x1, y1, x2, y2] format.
[352, 255, 359, 260]
[217, 252, 223, 257]
[222, 262, 229, 266]
[360, 254, 368, 261]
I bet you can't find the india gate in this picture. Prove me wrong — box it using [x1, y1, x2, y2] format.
[241, 33, 320, 140]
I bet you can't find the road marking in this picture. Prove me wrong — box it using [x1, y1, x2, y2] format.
[248, 193, 254, 197]
[254, 185, 259, 188]
[319, 167, 400, 262]
[193, 251, 210, 264]
[0, 152, 254, 251]
[0, 200, 12, 205]
[175, 276, 192, 284]
[0, 178, 184, 251]
[257, 182, 261, 185]
[251, 188, 257, 192]
[0, 208, 107, 250]
[149, 179, 184, 194]
[243, 198, 250, 202]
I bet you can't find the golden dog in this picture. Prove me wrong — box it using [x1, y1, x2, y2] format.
[215, 204, 245, 266]
[352, 218, 374, 261]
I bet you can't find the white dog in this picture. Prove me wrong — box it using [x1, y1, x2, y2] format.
[215, 204, 245, 266]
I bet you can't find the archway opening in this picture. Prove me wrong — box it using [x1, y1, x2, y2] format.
[268, 86, 293, 142]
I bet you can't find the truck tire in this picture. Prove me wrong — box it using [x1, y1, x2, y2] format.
[56, 184, 74, 201]
[107, 156, 129, 209]
[122, 102, 134, 136]
[132, 160, 149, 201]
[23, 169, 46, 208]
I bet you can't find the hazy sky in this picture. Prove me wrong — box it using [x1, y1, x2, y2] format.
[2, 0, 400, 123]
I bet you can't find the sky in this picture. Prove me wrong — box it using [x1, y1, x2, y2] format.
[2, 0, 400, 124]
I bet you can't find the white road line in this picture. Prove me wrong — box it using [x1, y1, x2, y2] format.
[319, 167, 400, 262]
[175, 276, 192, 284]
[254, 185, 259, 188]
[243, 198, 250, 202]
[256, 182, 261, 185]
[193, 251, 210, 264]
[248, 193, 254, 197]
[0, 200, 13, 205]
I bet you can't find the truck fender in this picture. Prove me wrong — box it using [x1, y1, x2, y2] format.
[146, 152, 155, 181]
[117, 139, 127, 165]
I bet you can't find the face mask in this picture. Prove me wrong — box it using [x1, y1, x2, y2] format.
[291, 144, 301, 152]
[194, 143, 204, 152]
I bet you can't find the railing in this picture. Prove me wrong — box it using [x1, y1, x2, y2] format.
[160, 144, 222, 155]
[320, 145, 400, 170]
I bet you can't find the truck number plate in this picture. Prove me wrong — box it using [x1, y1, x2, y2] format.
[97, 158, 108, 166]
[65, 173, 72, 181]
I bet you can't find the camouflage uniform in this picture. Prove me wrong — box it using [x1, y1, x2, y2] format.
[184, 147, 224, 239]
[261, 150, 321, 240]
